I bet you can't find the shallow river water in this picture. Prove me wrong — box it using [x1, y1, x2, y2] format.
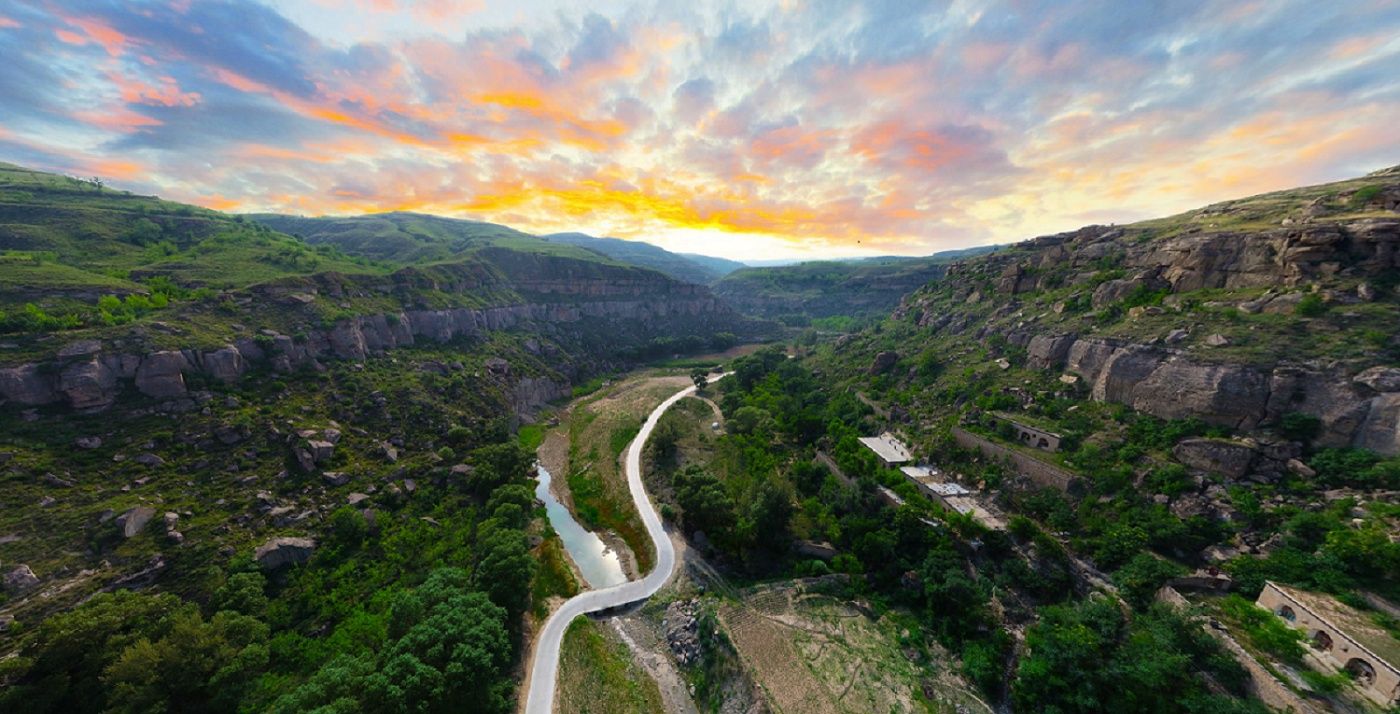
[533, 462, 628, 588]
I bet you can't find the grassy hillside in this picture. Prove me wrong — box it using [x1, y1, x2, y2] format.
[0, 163, 383, 295]
[249, 211, 606, 265]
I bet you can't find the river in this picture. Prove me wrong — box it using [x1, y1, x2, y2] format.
[534, 462, 628, 589]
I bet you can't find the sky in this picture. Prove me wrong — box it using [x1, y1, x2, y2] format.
[1, 1, 1398, 261]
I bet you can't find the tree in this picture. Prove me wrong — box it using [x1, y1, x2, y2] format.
[691, 368, 709, 392]
[0, 591, 185, 714]
[102, 609, 269, 714]
[367, 572, 514, 714]
[210, 572, 269, 618]
[675, 467, 736, 539]
[475, 529, 536, 617]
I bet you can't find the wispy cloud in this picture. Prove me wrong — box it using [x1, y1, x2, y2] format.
[1, 0, 1397, 259]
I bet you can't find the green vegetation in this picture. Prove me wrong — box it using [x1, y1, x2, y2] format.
[556, 619, 665, 714]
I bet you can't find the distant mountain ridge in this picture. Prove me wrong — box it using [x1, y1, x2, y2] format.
[711, 245, 1003, 320]
[247, 212, 744, 286]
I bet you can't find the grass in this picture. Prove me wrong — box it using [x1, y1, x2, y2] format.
[517, 424, 546, 452]
[556, 618, 665, 714]
[531, 532, 580, 619]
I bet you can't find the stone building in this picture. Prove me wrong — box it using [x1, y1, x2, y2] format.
[994, 413, 1062, 452]
[1257, 581, 1400, 706]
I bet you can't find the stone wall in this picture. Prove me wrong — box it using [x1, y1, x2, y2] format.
[1156, 586, 1325, 714]
[951, 427, 1080, 493]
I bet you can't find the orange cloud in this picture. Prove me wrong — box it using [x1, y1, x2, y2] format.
[111, 74, 201, 107]
[0, 15, 21, 29]
[57, 15, 128, 56]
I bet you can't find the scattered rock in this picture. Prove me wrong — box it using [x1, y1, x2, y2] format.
[346, 493, 370, 506]
[4, 564, 40, 594]
[166, 530, 184, 544]
[41, 473, 75, 488]
[663, 599, 702, 666]
[116, 506, 156, 538]
[307, 440, 336, 464]
[254, 537, 316, 570]
[75, 436, 103, 449]
[868, 351, 900, 375]
[1203, 334, 1230, 347]
[133, 453, 165, 467]
[1286, 458, 1317, 478]
[1164, 329, 1189, 345]
[322, 471, 349, 487]
[378, 441, 399, 463]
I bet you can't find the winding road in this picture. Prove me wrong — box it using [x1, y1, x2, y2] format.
[524, 374, 727, 714]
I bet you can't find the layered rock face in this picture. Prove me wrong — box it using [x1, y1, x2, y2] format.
[980, 218, 1398, 300]
[0, 252, 751, 412]
[898, 171, 1400, 454]
[1014, 332, 1400, 453]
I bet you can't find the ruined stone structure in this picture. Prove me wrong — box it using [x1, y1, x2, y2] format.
[1258, 581, 1400, 706]
[994, 413, 1061, 452]
[951, 427, 1081, 494]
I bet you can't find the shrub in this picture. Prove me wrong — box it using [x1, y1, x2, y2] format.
[1295, 293, 1327, 317]
[1279, 412, 1321, 443]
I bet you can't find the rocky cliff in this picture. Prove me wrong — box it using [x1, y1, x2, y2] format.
[0, 250, 760, 412]
[896, 166, 1400, 454]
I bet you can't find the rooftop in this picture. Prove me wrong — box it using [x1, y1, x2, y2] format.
[859, 432, 912, 464]
[1268, 581, 1400, 669]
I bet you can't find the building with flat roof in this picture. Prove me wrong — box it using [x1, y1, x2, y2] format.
[1258, 581, 1399, 706]
[897, 463, 1005, 530]
[859, 432, 912, 467]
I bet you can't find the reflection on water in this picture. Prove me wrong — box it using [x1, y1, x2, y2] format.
[534, 462, 627, 589]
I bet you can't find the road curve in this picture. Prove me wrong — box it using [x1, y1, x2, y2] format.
[524, 374, 727, 714]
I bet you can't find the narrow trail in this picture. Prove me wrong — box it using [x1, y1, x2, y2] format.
[523, 373, 729, 714]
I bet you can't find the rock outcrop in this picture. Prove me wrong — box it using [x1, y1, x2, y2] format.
[254, 537, 316, 570]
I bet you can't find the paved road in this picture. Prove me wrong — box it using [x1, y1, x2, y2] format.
[524, 374, 727, 714]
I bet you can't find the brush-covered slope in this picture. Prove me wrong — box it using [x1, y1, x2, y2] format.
[713, 247, 999, 322]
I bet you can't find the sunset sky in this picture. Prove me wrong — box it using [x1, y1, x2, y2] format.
[1, 0, 1398, 260]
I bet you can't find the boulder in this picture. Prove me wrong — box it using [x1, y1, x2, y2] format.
[3, 564, 40, 594]
[1026, 334, 1076, 369]
[254, 537, 316, 570]
[116, 506, 156, 538]
[134, 351, 189, 399]
[133, 453, 165, 467]
[0, 363, 59, 405]
[307, 440, 336, 464]
[869, 351, 900, 375]
[59, 357, 117, 410]
[75, 436, 103, 449]
[1173, 438, 1256, 479]
[1355, 366, 1400, 393]
[201, 345, 245, 383]
[322, 471, 350, 487]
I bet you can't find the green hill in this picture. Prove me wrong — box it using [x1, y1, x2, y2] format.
[712, 247, 1000, 322]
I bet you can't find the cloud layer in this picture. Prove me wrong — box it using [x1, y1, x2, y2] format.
[2, 0, 1397, 259]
